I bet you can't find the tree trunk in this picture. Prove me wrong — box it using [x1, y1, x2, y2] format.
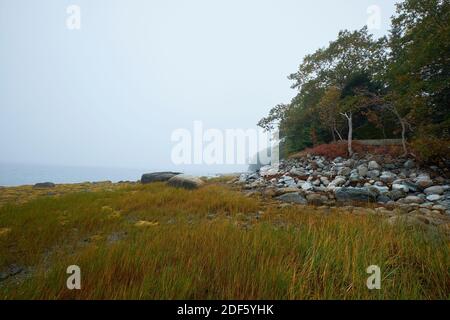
[390, 105, 408, 156]
[331, 127, 336, 142]
[347, 113, 353, 156]
[335, 127, 343, 141]
[400, 119, 407, 156]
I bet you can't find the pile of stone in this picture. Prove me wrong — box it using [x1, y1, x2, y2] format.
[237, 154, 450, 219]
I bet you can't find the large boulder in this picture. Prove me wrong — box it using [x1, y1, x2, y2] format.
[335, 187, 379, 202]
[289, 168, 309, 179]
[392, 183, 409, 193]
[167, 174, 205, 190]
[367, 170, 380, 179]
[377, 194, 391, 204]
[349, 172, 361, 182]
[275, 192, 307, 204]
[260, 165, 279, 177]
[274, 187, 302, 196]
[141, 172, 181, 184]
[320, 176, 330, 186]
[330, 176, 346, 187]
[368, 161, 381, 170]
[306, 193, 329, 206]
[402, 180, 420, 193]
[33, 182, 55, 188]
[387, 189, 406, 201]
[387, 215, 426, 228]
[301, 182, 313, 191]
[424, 186, 444, 195]
[415, 175, 433, 189]
[426, 194, 442, 202]
[338, 167, 352, 176]
[404, 159, 415, 169]
[380, 171, 396, 184]
[372, 185, 389, 194]
[400, 195, 425, 204]
[357, 165, 369, 177]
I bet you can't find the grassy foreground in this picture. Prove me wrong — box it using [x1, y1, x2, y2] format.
[0, 181, 448, 299]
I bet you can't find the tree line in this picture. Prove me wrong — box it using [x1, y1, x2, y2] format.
[258, 0, 449, 163]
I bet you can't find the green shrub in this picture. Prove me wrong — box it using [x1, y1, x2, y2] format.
[412, 137, 450, 164]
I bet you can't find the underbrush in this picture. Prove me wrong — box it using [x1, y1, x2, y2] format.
[290, 141, 404, 159]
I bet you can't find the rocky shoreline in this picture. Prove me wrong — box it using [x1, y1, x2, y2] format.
[235, 154, 450, 228]
[16, 155, 450, 229]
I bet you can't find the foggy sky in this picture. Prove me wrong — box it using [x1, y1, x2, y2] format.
[0, 0, 397, 173]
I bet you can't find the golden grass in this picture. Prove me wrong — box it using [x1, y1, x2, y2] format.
[0, 182, 448, 299]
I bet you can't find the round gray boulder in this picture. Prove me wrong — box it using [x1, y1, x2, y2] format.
[167, 174, 205, 190]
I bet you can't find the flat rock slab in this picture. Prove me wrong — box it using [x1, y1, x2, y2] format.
[0, 264, 24, 281]
[275, 192, 307, 204]
[141, 172, 182, 184]
[335, 187, 379, 202]
[33, 182, 55, 188]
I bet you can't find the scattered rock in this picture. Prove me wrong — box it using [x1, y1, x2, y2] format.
[424, 186, 444, 195]
[402, 181, 420, 193]
[387, 189, 406, 201]
[367, 170, 380, 179]
[301, 182, 313, 191]
[338, 167, 352, 176]
[392, 183, 409, 193]
[289, 167, 308, 179]
[380, 172, 396, 183]
[0, 264, 24, 282]
[368, 161, 381, 170]
[415, 175, 433, 189]
[306, 193, 328, 206]
[331, 177, 346, 187]
[401, 195, 425, 204]
[377, 194, 391, 204]
[274, 187, 301, 196]
[260, 165, 279, 177]
[387, 215, 426, 227]
[236, 153, 450, 217]
[404, 159, 415, 169]
[426, 194, 442, 202]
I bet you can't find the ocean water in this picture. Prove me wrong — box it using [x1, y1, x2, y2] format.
[0, 163, 147, 187]
[0, 163, 247, 187]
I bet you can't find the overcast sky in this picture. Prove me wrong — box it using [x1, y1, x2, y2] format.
[0, 0, 398, 172]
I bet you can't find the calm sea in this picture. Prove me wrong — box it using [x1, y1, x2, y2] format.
[0, 163, 147, 187]
[0, 163, 246, 187]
